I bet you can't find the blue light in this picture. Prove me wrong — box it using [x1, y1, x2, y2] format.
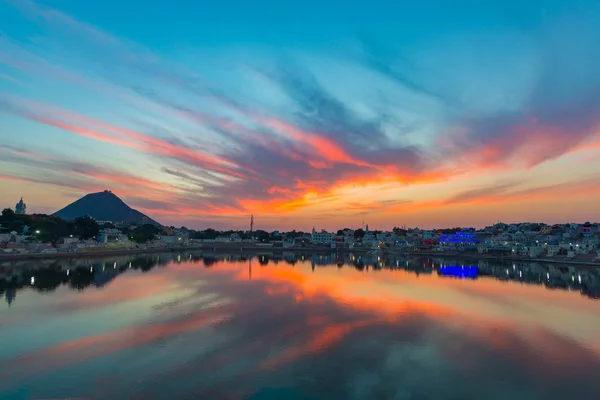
[439, 265, 478, 279]
[439, 231, 478, 244]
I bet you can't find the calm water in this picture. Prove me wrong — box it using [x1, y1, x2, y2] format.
[1, 252, 600, 400]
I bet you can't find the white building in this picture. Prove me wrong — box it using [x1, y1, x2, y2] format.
[98, 228, 128, 244]
[311, 228, 333, 245]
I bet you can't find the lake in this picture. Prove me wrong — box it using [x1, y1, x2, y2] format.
[1, 252, 600, 399]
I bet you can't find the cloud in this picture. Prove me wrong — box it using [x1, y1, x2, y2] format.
[357, 35, 464, 109]
[0, 144, 38, 157]
[0, 98, 244, 179]
[0, 71, 19, 84]
[0, 145, 181, 211]
[346, 199, 411, 212]
[444, 182, 522, 205]
[0, 173, 96, 193]
[265, 63, 391, 147]
[440, 11, 600, 169]
[443, 177, 600, 207]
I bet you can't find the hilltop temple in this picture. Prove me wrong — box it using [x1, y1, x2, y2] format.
[15, 197, 26, 215]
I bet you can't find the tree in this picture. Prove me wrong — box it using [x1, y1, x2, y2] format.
[73, 216, 99, 240]
[255, 230, 270, 242]
[286, 230, 304, 238]
[393, 227, 406, 236]
[131, 224, 161, 243]
[354, 229, 365, 239]
[337, 228, 351, 235]
[202, 229, 219, 240]
[30, 215, 70, 244]
[1, 208, 15, 221]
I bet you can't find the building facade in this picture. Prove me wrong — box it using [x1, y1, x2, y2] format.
[311, 228, 333, 244]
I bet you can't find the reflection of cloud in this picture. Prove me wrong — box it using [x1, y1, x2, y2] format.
[0, 302, 234, 384]
[2, 258, 600, 399]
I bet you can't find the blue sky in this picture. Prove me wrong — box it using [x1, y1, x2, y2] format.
[1, 0, 599, 230]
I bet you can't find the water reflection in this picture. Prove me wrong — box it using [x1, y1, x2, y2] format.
[2, 252, 599, 305]
[0, 252, 599, 399]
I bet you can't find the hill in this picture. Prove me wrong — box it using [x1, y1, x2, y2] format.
[52, 190, 161, 226]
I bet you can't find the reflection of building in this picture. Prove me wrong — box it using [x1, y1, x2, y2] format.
[15, 198, 26, 215]
[439, 265, 478, 279]
[5, 288, 16, 306]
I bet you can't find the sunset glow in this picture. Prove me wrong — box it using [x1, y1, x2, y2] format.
[1, 0, 599, 229]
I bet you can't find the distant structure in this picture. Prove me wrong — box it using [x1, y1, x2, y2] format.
[15, 198, 26, 215]
[250, 214, 254, 234]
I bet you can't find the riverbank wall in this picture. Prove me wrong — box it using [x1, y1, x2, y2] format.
[0, 244, 366, 261]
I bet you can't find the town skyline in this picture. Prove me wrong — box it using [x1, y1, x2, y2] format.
[1, 1, 600, 230]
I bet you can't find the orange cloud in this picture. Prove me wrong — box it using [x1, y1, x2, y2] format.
[26, 113, 136, 149]
[0, 175, 28, 183]
[262, 118, 376, 168]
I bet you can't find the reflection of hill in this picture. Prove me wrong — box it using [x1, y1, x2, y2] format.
[31, 267, 69, 292]
[0, 253, 175, 302]
[69, 268, 95, 291]
[93, 266, 120, 288]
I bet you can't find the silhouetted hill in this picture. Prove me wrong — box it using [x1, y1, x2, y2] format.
[52, 190, 161, 226]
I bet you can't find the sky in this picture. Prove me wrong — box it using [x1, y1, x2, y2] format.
[0, 0, 599, 231]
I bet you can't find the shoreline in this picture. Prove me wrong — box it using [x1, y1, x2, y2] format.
[0, 245, 366, 261]
[1, 246, 599, 267]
